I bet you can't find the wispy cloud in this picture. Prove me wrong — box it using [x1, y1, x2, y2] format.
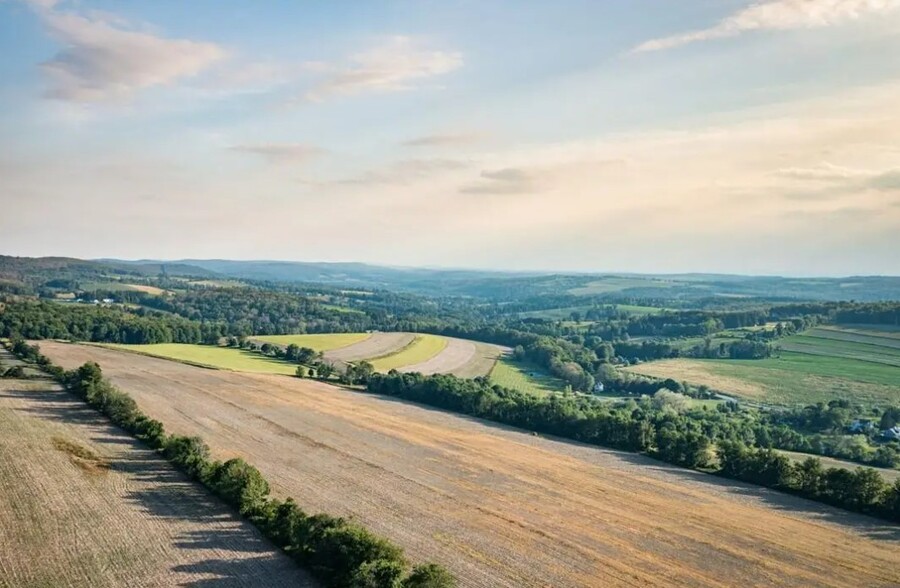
[231, 143, 325, 165]
[302, 36, 462, 102]
[633, 0, 900, 52]
[460, 168, 540, 195]
[29, 1, 225, 102]
[402, 132, 484, 148]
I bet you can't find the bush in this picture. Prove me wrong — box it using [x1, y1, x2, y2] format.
[402, 564, 457, 588]
[208, 458, 271, 517]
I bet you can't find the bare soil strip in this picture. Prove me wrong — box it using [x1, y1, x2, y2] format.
[0, 376, 309, 588]
[400, 337, 477, 375]
[325, 332, 416, 362]
[453, 342, 509, 378]
[39, 342, 900, 588]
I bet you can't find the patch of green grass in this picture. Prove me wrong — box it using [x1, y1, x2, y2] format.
[780, 334, 900, 367]
[102, 343, 298, 375]
[697, 352, 899, 405]
[253, 333, 370, 352]
[488, 358, 567, 396]
[370, 334, 447, 371]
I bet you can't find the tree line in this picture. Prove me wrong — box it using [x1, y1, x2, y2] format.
[9, 342, 455, 588]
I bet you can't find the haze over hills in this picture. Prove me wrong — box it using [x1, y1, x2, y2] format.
[89, 256, 900, 301]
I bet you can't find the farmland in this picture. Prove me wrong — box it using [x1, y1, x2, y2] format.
[489, 358, 568, 396]
[369, 334, 447, 371]
[626, 326, 900, 405]
[0, 375, 303, 588]
[36, 341, 900, 588]
[253, 332, 370, 352]
[105, 332, 506, 379]
[101, 343, 300, 375]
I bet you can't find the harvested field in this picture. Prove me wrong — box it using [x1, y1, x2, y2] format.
[39, 342, 900, 588]
[254, 333, 370, 352]
[452, 341, 509, 378]
[369, 334, 447, 371]
[325, 332, 415, 362]
[0, 376, 306, 588]
[102, 343, 298, 375]
[399, 337, 474, 375]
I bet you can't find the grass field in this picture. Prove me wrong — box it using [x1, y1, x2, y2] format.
[102, 343, 299, 375]
[626, 325, 900, 405]
[489, 358, 567, 396]
[370, 334, 447, 371]
[79, 281, 168, 295]
[0, 376, 301, 587]
[253, 332, 370, 351]
[568, 277, 676, 296]
[37, 341, 900, 588]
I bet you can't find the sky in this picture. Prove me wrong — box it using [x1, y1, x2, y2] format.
[1, 0, 899, 276]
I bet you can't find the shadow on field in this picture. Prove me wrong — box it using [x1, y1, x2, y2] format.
[172, 556, 316, 587]
[362, 389, 900, 543]
[0, 384, 312, 580]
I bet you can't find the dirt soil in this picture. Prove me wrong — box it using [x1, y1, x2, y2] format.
[0, 376, 309, 588]
[325, 332, 416, 362]
[38, 342, 900, 588]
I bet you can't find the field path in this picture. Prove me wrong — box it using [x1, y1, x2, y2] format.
[39, 342, 900, 588]
[0, 374, 307, 587]
[325, 332, 415, 362]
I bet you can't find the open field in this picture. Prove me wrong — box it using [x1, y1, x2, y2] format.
[777, 450, 900, 483]
[489, 358, 567, 396]
[569, 277, 676, 296]
[102, 343, 299, 375]
[625, 353, 899, 405]
[325, 332, 415, 362]
[253, 333, 370, 352]
[0, 375, 304, 588]
[105, 332, 505, 378]
[627, 326, 900, 405]
[39, 342, 900, 588]
[369, 334, 447, 371]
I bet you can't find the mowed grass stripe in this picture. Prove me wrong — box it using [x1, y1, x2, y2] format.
[254, 333, 370, 352]
[101, 344, 298, 375]
[369, 334, 447, 371]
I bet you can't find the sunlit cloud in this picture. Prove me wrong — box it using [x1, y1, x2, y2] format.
[633, 0, 900, 52]
[301, 36, 462, 102]
[29, 0, 225, 102]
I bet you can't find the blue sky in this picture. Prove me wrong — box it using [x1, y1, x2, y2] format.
[2, 0, 899, 275]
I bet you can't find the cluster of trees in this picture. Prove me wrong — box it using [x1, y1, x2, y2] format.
[366, 371, 900, 522]
[719, 444, 899, 517]
[0, 300, 222, 344]
[16, 348, 456, 588]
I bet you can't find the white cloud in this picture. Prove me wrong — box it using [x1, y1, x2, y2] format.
[334, 159, 468, 186]
[231, 143, 325, 165]
[31, 1, 225, 102]
[303, 36, 462, 102]
[634, 0, 900, 52]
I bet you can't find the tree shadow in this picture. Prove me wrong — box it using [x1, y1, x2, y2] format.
[172, 556, 316, 587]
[0, 383, 318, 583]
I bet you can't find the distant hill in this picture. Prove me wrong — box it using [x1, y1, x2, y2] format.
[128, 259, 900, 302]
[3, 255, 899, 302]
